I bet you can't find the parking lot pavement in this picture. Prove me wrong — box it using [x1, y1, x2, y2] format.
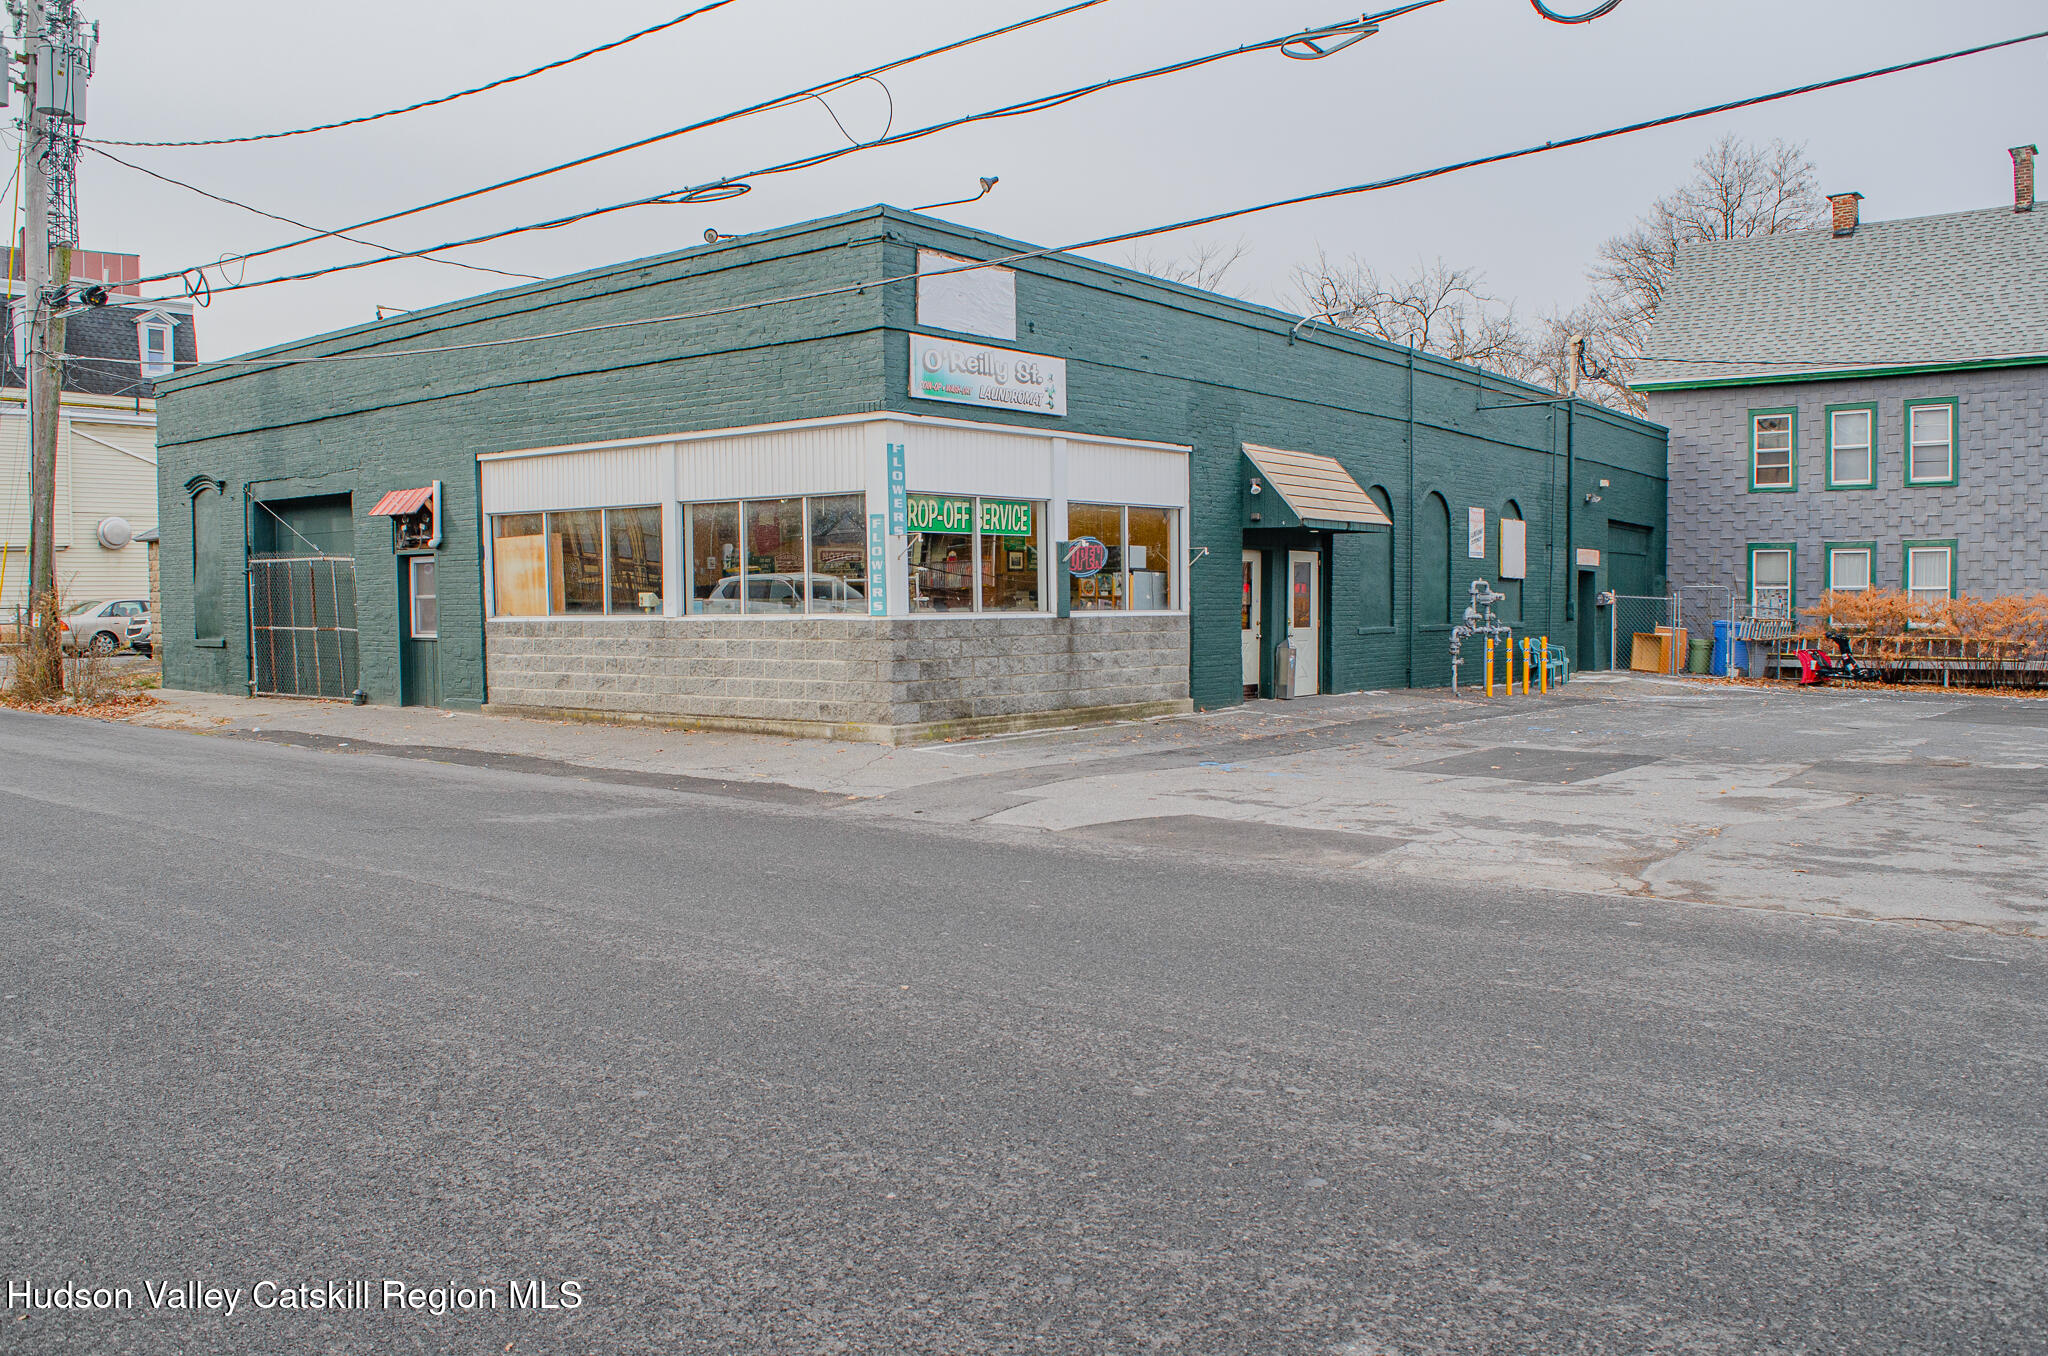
[132, 676, 2048, 937]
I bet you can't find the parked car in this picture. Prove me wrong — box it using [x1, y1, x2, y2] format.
[694, 573, 866, 614]
[59, 598, 149, 655]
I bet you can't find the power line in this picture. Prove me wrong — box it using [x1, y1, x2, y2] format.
[117, 0, 1123, 290]
[1529, 0, 1626, 22]
[136, 0, 1447, 297]
[87, 1, 745, 149]
[101, 24, 2048, 382]
[86, 146, 543, 282]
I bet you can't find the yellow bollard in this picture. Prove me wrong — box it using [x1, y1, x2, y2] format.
[1485, 636, 1495, 697]
[1540, 637, 1550, 694]
[1523, 637, 1533, 694]
[1503, 629, 1513, 694]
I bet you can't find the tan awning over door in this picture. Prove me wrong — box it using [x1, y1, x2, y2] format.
[1243, 444, 1391, 531]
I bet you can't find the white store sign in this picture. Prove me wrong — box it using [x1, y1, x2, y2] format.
[1468, 506, 1486, 559]
[910, 335, 1066, 417]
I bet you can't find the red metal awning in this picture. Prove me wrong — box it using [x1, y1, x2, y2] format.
[369, 486, 434, 517]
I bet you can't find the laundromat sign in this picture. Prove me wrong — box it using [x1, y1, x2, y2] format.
[910, 335, 1066, 417]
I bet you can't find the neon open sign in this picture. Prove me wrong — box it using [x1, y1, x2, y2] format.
[1065, 536, 1108, 577]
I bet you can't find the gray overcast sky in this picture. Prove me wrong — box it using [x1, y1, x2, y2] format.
[65, 0, 2046, 359]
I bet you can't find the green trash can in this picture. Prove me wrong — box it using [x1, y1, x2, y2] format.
[1686, 635, 1713, 674]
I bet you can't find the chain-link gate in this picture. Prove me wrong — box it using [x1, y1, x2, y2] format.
[1608, 594, 1680, 672]
[249, 555, 359, 699]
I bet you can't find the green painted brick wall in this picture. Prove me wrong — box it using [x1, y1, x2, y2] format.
[157, 206, 1665, 711]
[876, 216, 1667, 709]
[156, 217, 895, 705]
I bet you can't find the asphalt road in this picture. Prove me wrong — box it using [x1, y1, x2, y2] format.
[3, 711, 2044, 1354]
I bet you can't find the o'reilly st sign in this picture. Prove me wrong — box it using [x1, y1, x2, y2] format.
[910, 335, 1066, 417]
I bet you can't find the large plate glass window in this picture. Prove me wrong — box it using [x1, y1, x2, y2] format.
[490, 506, 662, 615]
[688, 501, 742, 613]
[1750, 410, 1795, 491]
[1826, 405, 1875, 488]
[745, 498, 806, 614]
[1066, 503, 1125, 612]
[807, 493, 867, 614]
[1904, 542, 1955, 603]
[908, 495, 976, 612]
[1905, 400, 1957, 486]
[979, 498, 1040, 612]
[1065, 503, 1178, 612]
[552, 510, 605, 614]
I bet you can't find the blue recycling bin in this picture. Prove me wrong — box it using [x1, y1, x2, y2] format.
[1711, 619, 1733, 676]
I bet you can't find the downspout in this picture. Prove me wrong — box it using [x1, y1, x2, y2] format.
[1404, 344, 1416, 688]
[1563, 398, 1576, 624]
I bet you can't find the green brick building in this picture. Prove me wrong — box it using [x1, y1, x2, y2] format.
[155, 206, 1667, 739]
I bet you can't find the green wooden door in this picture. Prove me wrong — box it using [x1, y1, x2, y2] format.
[400, 555, 440, 707]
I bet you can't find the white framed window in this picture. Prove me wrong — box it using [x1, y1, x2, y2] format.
[408, 556, 438, 639]
[1905, 543, 1954, 603]
[1748, 544, 1794, 618]
[137, 314, 177, 379]
[1750, 411, 1794, 490]
[1906, 402, 1956, 486]
[1825, 545, 1872, 593]
[1826, 407, 1874, 487]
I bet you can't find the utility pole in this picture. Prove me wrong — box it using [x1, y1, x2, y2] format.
[15, 0, 93, 692]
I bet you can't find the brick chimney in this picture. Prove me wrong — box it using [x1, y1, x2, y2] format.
[2013, 145, 2037, 213]
[1828, 191, 1863, 237]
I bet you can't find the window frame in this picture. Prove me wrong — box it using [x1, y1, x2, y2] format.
[1746, 542, 1797, 618]
[489, 504, 664, 617]
[1747, 407, 1798, 493]
[1903, 398, 1959, 488]
[1823, 402, 1877, 490]
[137, 315, 177, 379]
[408, 555, 439, 639]
[1901, 539, 1957, 601]
[1064, 501, 1181, 616]
[1823, 541, 1875, 595]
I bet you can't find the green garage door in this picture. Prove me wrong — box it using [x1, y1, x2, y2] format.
[1608, 522, 1655, 599]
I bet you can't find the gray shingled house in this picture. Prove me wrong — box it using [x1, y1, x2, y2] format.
[1636, 145, 2045, 620]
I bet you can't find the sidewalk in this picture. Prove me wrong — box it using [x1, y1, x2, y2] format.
[127, 677, 2048, 937]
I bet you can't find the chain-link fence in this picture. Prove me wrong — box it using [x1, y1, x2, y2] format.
[249, 555, 359, 699]
[1608, 594, 1680, 672]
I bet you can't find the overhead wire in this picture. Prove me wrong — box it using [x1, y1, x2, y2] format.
[1529, 1, 1626, 22]
[130, 0, 1451, 296]
[86, 1, 746, 148]
[86, 145, 544, 282]
[80, 25, 2048, 380]
[113, 0, 1123, 290]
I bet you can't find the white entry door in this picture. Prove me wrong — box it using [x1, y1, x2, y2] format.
[1287, 549, 1321, 696]
[1240, 550, 1262, 691]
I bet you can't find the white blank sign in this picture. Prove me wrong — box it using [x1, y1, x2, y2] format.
[1468, 506, 1486, 559]
[917, 249, 1017, 340]
[1500, 518, 1527, 579]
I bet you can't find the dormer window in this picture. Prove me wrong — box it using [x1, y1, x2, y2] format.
[137, 312, 177, 378]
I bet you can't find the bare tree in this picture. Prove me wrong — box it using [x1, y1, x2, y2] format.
[1586, 134, 1827, 409]
[1122, 236, 1252, 293]
[1292, 252, 1536, 379]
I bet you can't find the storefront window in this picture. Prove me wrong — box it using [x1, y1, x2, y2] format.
[1067, 502, 1124, 611]
[689, 501, 741, 613]
[909, 494, 974, 612]
[549, 510, 605, 614]
[807, 493, 867, 614]
[744, 498, 806, 614]
[1127, 506, 1173, 611]
[607, 506, 663, 614]
[980, 499, 1041, 612]
[492, 513, 545, 615]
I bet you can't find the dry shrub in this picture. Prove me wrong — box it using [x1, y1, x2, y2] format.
[1803, 588, 2048, 662]
[6, 585, 66, 703]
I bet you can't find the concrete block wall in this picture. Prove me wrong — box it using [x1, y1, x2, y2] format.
[1653, 365, 2048, 606]
[484, 614, 1190, 735]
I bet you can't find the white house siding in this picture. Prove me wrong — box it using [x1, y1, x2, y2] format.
[0, 407, 158, 611]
